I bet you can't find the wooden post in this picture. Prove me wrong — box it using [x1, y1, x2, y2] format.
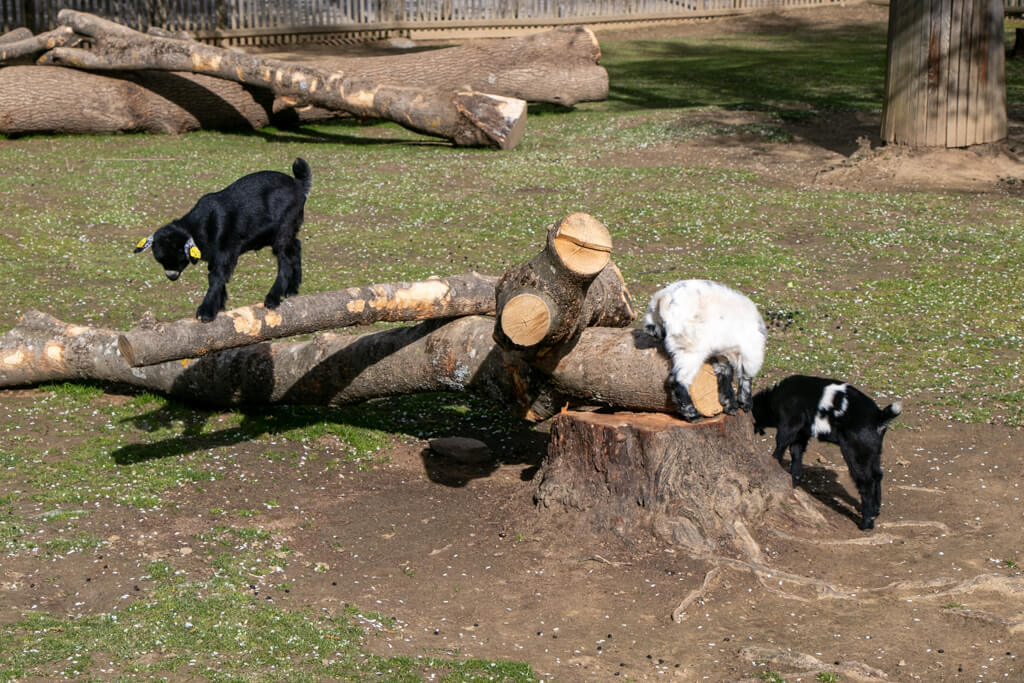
[881, 0, 1007, 147]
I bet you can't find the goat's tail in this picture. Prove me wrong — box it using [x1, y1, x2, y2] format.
[292, 157, 312, 197]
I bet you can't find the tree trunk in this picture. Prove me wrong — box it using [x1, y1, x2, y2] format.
[881, 0, 1007, 147]
[535, 410, 797, 557]
[117, 272, 500, 367]
[276, 25, 608, 107]
[37, 10, 526, 149]
[0, 312, 719, 420]
[0, 66, 273, 135]
[494, 212, 622, 354]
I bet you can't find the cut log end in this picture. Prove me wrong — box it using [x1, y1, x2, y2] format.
[499, 292, 553, 347]
[690, 362, 723, 417]
[453, 92, 527, 150]
[552, 212, 612, 276]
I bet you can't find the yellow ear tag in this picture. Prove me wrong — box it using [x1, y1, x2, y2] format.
[189, 245, 202, 259]
[136, 238, 149, 249]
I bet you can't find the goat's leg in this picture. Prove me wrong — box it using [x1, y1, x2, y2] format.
[265, 238, 301, 309]
[787, 438, 808, 487]
[711, 359, 738, 414]
[670, 380, 702, 422]
[771, 432, 791, 463]
[854, 476, 877, 530]
[197, 255, 238, 322]
[285, 238, 302, 297]
[736, 372, 754, 412]
[868, 465, 884, 523]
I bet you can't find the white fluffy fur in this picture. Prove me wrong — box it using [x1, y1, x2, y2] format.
[644, 279, 767, 389]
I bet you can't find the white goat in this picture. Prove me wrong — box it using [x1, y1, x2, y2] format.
[644, 279, 767, 420]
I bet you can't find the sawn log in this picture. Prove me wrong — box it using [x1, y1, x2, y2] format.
[0, 313, 681, 418]
[37, 10, 527, 149]
[117, 273, 500, 367]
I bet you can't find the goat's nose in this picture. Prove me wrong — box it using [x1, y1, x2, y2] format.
[165, 270, 181, 281]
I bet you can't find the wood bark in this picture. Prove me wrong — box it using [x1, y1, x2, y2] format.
[117, 272, 500, 367]
[0, 313, 703, 419]
[0, 26, 78, 63]
[881, 0, 1007, 147]
[0, 66, 274, 135]
[1, 29, 35, 43]
[494, 212, 625, 355]
[535, 410, 796, 557]
[37, 10, 526, 149]
[278, 25, 608, 107]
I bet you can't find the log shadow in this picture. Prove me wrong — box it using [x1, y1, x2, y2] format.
[771, 456, 862, 527]
[110, 322, 546, 469]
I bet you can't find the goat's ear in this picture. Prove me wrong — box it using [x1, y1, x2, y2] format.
[133, 235, 153, 253]
[184, 237, 202, 263]
[877, 401, 902, 433]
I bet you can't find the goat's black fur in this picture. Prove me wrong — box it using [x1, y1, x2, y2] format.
[752, 374, 901, 530]
[134, 158, 312, 322]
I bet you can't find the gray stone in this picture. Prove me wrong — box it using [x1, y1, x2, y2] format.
[428, 437, 492, 464]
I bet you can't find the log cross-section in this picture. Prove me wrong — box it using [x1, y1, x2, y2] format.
[494, 212, 624, 355]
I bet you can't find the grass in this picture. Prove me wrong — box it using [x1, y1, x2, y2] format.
[1, 10, 1024, 680]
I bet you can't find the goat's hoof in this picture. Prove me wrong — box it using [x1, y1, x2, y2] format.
[859, 518, 876, 531]
[196, 309, 217, 323]
[722, 401, 739, 415]
[264, 297, 281, 309]
[675, 406, 701, 422]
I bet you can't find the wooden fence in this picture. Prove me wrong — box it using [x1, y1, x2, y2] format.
[4, 0, 843, 44]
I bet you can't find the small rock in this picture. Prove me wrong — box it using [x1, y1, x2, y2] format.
[429, 437, 492, 465]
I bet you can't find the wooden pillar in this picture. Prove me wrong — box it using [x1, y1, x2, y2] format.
[881, 0, 1006, 148]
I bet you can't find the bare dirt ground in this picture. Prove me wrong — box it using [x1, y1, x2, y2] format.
[4, 3, 1024, 681]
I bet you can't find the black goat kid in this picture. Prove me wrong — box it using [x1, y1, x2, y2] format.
[752, 375, 902, 530]
[134, 158, 312, 322]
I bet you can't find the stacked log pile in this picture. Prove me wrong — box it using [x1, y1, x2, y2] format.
[0, 13, 609, 148]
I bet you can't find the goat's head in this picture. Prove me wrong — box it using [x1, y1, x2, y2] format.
[134, 223, 202, 280]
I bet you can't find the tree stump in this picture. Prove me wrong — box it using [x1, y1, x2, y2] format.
[535, 410, 795, 558]
[881, 0, 1007, 147]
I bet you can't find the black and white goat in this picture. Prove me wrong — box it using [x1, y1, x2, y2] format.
[752, 375, 902, 530]
[644, 279, 767, 421]
[134, 158, 312, 322]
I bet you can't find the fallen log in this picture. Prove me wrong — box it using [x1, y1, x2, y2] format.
[0, 66, 273, 135]
[0, 28, 34, 43]
[0, 26, 78, 63]
[0, 312, 691, 417]
[275, 25, 608, 107]
[117, 272, 500, 367]
[37, 10, 527, 149]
